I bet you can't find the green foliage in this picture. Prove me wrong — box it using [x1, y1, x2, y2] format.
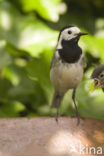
[17, 0, 61, 22]
[0, 0, 104, 119]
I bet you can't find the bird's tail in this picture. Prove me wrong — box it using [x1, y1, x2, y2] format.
[51, 91, 63, 108]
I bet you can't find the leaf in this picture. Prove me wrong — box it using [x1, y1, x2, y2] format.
[0, 41, 11, 70]
[17, 21, 58, 57]
[81, 35, 104, 61]
[3, 65, 35, 97]
[0, 100, 25, 117]
[26, 50, 53, 102]
[18, 0, 62, 22]
[0, 1, 58, 57]
[27, 52, 51, 88]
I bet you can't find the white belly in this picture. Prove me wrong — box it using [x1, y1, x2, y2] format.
[50, 61, 83, 94]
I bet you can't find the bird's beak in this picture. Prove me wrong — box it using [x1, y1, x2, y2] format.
[92, 78, 100, 91]
[78, 32, 88, 36]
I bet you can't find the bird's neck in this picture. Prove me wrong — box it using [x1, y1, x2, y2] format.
[62, 39, 78, 48]
[57, 38, 79, 49]
[56, 38, 82, 64]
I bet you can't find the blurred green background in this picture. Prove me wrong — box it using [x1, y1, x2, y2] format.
[0, 0, 104, 119]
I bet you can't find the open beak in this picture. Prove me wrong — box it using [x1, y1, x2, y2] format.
[92, 78, 100, 91]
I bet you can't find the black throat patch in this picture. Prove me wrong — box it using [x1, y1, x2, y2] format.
[58, 39, 82, 63]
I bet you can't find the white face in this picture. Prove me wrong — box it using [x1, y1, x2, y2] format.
[60, 26, 81, 41]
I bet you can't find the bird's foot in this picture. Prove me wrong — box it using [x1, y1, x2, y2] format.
[51, 113, 59, 124]
[70, 114, 85, 120]
[71, 114, 85, 126]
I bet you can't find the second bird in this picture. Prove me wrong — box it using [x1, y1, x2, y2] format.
[50, 26, 88, 125]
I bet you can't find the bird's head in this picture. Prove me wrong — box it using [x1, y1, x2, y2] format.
[58, 26, 88, 43]
[90, 65, 104, 91]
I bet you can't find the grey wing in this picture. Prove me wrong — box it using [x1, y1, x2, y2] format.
[80, 54, 86, 68]
[50, 53, 55, 69]
[50, 50, 59, 69]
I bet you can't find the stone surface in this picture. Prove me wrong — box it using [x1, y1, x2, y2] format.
[0, 117, 104, 156]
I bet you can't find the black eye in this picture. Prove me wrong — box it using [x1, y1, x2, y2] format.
[100, 74, 104, 78]
[68, 31, 72, 34]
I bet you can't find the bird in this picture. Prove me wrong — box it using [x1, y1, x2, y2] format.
[90, 64, 104, 91]
[50, 26, 88, 125]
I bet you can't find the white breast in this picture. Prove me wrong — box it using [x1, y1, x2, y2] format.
[50, 59, 83, 94]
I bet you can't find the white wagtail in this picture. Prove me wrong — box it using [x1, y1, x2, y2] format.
[90, 64, 104, 91]
[50, 26, 88, 125]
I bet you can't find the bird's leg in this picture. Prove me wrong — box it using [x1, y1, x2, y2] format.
[72, 89, 80, 126]
[55, 95, 61, 123]
[55, 107, 59, 123]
